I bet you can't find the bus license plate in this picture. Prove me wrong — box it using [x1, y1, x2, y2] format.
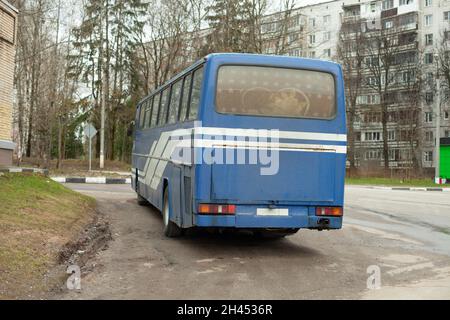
[256, 208, 289, 216]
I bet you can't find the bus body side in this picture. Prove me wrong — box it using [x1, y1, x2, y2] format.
[132, 53, 346, 234]
[132, 60, 205, 229]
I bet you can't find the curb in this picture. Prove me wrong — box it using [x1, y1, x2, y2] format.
[51, 177, 131, 184]
[348, 185, 450, 192]
[0, 167, 49, 175]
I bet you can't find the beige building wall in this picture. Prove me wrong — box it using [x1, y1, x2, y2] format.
[0, 0, 17, 166]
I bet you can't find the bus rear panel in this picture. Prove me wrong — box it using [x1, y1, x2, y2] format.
[132, 53, 346, 236]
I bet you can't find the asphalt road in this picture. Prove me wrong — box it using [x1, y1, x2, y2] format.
[59, 184, 450, 300]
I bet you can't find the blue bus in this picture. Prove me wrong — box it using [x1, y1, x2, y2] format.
[132, 53, 346, 237]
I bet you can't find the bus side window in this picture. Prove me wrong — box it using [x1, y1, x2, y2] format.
[159, 88, 170, 125]
[146, 97, 153, 128]
[188, 66, 204, 120]
[151, 93, 160, 127]
[179, 74, 192, 122]
[168, 79, 182, 124]
[139, 103, 145, 129]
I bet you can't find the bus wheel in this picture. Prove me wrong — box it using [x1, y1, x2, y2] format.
[163, 189, 182, 237]
[137, 193, 148, 206]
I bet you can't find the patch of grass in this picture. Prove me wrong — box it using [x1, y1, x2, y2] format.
[19, 158, 131, 177]
[0, 173, 95, 299]
[346, 177, 448, 188]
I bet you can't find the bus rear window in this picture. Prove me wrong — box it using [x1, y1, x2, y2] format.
[216, 65, 336, 119]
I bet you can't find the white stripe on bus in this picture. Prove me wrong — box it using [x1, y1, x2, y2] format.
[169, 127, 347, 142]
[174, 139, 346, 154]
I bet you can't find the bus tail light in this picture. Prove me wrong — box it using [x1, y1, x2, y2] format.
[315, 207, 343, 217]
[198, 204, 236, 215]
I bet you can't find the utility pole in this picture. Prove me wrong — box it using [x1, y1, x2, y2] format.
[434, 53, 441, 184]
[99, 4, 106, 169]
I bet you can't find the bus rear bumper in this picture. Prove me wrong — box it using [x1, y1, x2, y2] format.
[193, 205, 342, 230]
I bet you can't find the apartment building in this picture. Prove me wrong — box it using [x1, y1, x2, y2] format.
[139, 0, 449, 171]
[343, 0, 450, 170]
[259, 0, 450, 170]
[260, 1, 353, 60]
[419, 0, 450, 168]
[0, 0, 17, 166]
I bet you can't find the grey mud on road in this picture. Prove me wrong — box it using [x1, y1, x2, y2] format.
[58, 184, 450, 299]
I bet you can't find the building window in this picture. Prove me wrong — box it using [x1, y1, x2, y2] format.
[370, 2, 376, 12]
[399, 0, 413, 5]
[323, 31, 331, 41]
[365, 150, 382, 160]
[424, 151, 433, 162]
[444, 111, 449, 120]
[309, 18, 316, 27]
[425, 15, 433, 27]
[367, 76, 378, 86]
[309, 51, 316, 58]
[290, 15, 301, 27]
[288, 33, 298, 43]
[323, 15, 331, 24]
[425, 34, 433, 45]
[367, 94, 380, 104]
[364, 112, 381, 123]
[426, 72, 434, 86]
[385, 20, 393, 29]
[425, 53, 434, 64]
[387, 130, 396, 141]
[323, 48, 331, 58]
[425, 92, 434, 104]
[389, 149, 400, 161]
[382, 0, 394, 10]
[365, 56, 379, 67]
[309, 34, 315, 44]
[365, 132, 381, 141]
[425, 131, 434, 142]
[445, 31, 450, 41]
[444, 11, 450, 21]
[357, 95, 367, 104]
[425, 112, 433, 123]
[402, 70, 414, 83]
[291, 49, 301, 57]
[425, 0, 432, 6]
[445, 130, 450, 137]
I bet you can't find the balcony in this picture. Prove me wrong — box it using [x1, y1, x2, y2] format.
[381, 8, 397, 19]
[342, 15, 361, 23]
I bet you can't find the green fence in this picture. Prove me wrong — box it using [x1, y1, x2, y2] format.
[441, 138, 450, 180]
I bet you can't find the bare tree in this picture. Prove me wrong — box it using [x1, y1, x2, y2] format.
[364, 22, 404, 172]
[337, 17, 366, 175]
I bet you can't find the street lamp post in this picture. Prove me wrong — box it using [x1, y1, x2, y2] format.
[434, 53, 441, 184]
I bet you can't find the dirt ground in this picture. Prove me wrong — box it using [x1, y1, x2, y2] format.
[55, 184, 450, 300]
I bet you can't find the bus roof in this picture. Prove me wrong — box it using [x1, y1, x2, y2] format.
[138, 53, 342, 106]
[205, 52, 342, 69]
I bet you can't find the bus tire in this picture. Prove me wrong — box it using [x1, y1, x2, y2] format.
[137, 193, 148, 206]
[163, 188, 182, 238]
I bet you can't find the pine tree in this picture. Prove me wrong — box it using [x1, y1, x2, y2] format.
[206, 0, 248, 52]
[71, 0, 148, 161]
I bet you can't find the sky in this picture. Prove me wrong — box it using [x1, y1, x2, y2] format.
[269, 0, 334, 12]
